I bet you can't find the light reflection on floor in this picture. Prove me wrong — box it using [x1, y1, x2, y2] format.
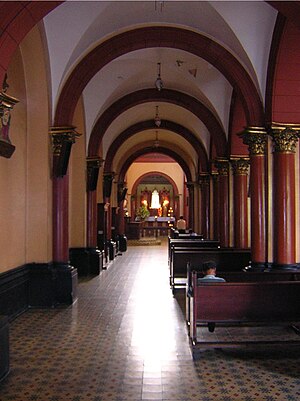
[0, 240, 300, 401]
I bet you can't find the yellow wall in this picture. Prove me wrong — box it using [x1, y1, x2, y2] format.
[125, 162, 185, 216]
[0, 24, 52, 272]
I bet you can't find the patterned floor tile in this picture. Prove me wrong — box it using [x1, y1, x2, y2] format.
[0, 244, 299, 401]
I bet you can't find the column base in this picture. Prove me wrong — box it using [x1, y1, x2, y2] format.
[243, 262, 270, 272]
[271, 263, 300, 271]
[28, 262, 78, 308]
[69, 247, 103, 276]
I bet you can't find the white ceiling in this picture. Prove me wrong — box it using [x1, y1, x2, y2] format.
[42, 1, 278, 157]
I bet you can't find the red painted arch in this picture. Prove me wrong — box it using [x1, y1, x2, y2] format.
[54, 26, 264, 128]
[118, 145, 192, 183]
[131, 171, 179, 198]
[0, 1, 62, 83]
[104, 119, 208, 174]
[88, 88, 226, 158]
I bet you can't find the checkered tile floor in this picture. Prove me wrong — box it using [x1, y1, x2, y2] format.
[0, 244, 299, 400]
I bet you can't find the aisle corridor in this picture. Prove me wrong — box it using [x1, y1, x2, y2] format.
[0, 244, 299, 401]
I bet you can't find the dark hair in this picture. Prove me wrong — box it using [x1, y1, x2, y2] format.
[179, 215, 184, 219]
[202, 260, 217, 273]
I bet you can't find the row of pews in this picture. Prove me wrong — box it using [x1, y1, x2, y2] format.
[168, 233, 300, 350]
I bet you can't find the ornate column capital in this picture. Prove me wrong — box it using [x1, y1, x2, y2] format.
[50, 126, 81, 156]
[230, 157, 250, 175]
[86, 157, 104, 191]
[103, 172, 116, 198]
[198, 173, 210, 188]
[214, 158, 229, 176]
[238, 126, 267, 155]
[87, 156, 104, 169]
[0, 75, 19, 158]
[269, 123, 300, 154]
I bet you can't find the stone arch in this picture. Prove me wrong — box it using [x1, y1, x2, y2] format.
[118, 146, 192, 183]
[89, 88, 226, 158]
[131, 171, 180, 199]
[104, 119, 208, 174]
[55, 26, 264, 127]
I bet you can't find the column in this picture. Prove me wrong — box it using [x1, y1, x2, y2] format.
[103, 172, 115, 241]
[186, 182, 195, 230]
[117, 182, 128, 236]
[269, 124, 300, 269]
[231, 157, 250, 249]
[51, 126, 81, 263]
[199, 173, 210, 238]
[214, 159, 229, 247]
[211, 172, 219, 241]
[86, 157, 103, 247]
[239, 127, 267, 269]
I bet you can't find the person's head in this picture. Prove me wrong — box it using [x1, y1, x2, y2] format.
[202, 261, 217, 276]
[179, 215, 184, 220]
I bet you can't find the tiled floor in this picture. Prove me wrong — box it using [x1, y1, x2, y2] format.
[0, 242, 300, 401]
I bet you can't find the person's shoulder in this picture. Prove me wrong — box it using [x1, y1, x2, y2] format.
[198, 277, 226, 283]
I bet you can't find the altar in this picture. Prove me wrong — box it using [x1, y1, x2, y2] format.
[146, 216, 175, 223]
[141, 216, 175, 238]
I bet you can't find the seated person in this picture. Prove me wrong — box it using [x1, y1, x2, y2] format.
[198, 261, 225, 333]
[198, 261, 226, 282]
[176, 215, 187, 233]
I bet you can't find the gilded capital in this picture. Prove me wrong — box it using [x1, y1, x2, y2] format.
[50, 126, 81, 155]
[185, 181, 195, 193]
[103, 171, 115, 182]
[198, 173, 210, 187]
[269, 123, 300, 154]
[87, 156, 104, 170]
[214, 158, 229, 176]
[0, 78, 19, 157]
[238, 126, 267, 155]
[230, 157, 250, 176]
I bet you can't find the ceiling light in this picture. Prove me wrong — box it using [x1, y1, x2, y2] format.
[155, 62, 163, 91]
[154, 130, 159, 148]
[154, 105, 161, 127]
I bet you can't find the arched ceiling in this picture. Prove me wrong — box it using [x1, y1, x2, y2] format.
[39, 1, 278, 176]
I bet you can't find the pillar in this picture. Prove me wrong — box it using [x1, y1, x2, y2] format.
[231, 157, 250, 249]
[199, 173, 210, 238]
[103, 172, 115, 241]
[51, 126, 81, 263]
[117, 182, 128, 235]
[269, 124, 300, 269]
[211, 172, 219, 241]
[86, 157, 103, 247]
[186, 182, 195, 230]
[239, 127, 267, 269]
[215, 158, 229, 247]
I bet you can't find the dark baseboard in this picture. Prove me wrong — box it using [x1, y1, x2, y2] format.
[0, 262, 78, 319]
[28, 262, 78, 308]
[69, 247, 103, 276]
[0, 316, 9, 382]
[0, 266, 29, 320]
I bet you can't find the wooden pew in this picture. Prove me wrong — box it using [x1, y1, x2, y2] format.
[189, 271, 300, 348]
[186, 265, 300, 325]
[169, 245, 249, 292]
